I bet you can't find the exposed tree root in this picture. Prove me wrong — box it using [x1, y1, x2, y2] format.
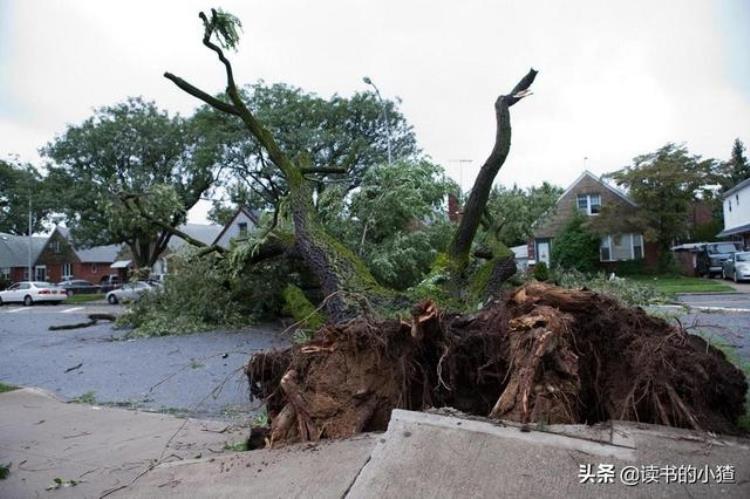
[247, 283, 748, 446]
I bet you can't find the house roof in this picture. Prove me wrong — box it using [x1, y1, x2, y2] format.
[0, 233, 48, 268]
[211, 206, 262, 247]
[76, 244, 122, 263]
[717, 222, 750, 238]
[557, 170, 637, 207]
[169, 223, 224, 250]
[722, 177, 750, 199]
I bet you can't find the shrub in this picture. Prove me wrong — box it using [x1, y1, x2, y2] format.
[533, 261, 549, 282]
[550, 214, 600, 273]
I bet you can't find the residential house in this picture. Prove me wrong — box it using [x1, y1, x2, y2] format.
[212, 207, 261, 249]
[150, 223, 225, 277]
[529, 170, 658, 269]
[717, 177, 750, 249]
[0, 227, 79, 283]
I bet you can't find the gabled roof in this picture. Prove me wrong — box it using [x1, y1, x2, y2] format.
[557, 170, 637, 207]
[0, 233, 48, 268]
[722, 177, 750, 199]
[211, 206, 262, 247]
[169, 223, 224, 251]
[76, 244, 122, 263]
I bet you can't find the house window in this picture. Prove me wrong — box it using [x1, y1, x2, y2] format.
[238, 222, 248, 237]
[62, 263, 72, 279]
[50, 240, 61, 253]
[577, 193, 602, 215]
[34, 265, 47, 281]
[0, 268, 9, 279]
[600, 234, 644, 262]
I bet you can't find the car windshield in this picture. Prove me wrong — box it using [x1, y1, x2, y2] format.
[33, 282, 54, 288]
[708, 244, 738, 254]
[736, 253, 750, 262]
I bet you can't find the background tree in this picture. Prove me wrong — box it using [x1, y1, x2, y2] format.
[601, 143, 718, 267]
[0, 159, 53, 235]
[481, 182, 562, 247]
[43, 97, 221, 268]
[201, 81, 417, 215]
[721, 138, 749, 189]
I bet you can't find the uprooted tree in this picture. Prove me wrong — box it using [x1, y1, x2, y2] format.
[165, 8, 534, 321]
[166, 9, 746, 444]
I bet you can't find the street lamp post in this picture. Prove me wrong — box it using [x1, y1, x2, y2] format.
[362, 76, 392, 166]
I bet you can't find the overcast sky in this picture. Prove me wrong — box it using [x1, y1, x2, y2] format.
[1, 0, 749, 224]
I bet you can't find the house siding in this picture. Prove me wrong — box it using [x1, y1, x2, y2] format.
[533, 174, 635, 239]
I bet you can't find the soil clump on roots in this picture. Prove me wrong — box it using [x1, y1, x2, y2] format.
[247, 283, 747, 446]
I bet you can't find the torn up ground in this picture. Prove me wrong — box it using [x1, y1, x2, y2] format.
[247, 283, 748, 446]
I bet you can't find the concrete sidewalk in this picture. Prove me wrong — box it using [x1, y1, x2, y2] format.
[128, 409, 750, 498]
[0, 388, 246, 498]
[2, 388, 749, 498]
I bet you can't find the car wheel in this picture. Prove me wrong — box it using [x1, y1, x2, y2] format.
[23, 295, 33, 307]
[108, 294, 118, 305]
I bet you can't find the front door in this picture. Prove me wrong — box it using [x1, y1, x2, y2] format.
[34, 265, 47, 282]
[537, 241, 551, 265]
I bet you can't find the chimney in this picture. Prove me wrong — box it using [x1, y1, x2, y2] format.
[448, 193, 462, 223]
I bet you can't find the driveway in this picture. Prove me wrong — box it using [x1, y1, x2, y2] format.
[0, 303, 288, 420]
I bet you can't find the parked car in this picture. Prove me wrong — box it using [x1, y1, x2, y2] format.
[56, 279, 101, 296]
[722, 251, 750, 283]
[0, 281, 67, 306]
[105, 281, 154, 304]
[99, 275, 122, 293]
[696, 242, 742, 278]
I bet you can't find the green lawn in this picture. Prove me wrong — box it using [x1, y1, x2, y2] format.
[628, 275, 735, 295]
[0, 382, 18, 393]
[64, 293, 105, 304]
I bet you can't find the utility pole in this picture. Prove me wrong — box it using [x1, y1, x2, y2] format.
[27, 195, 32, 281]
[362, 76, 392, 166]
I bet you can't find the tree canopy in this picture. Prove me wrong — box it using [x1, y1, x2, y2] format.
[721, 138, 749, 189]
[43, 97, 222, 267]
[0, 159, 54, 235]
[203, 81, 418, 216]
[602, 143, 719, 255]
[481, 182, 562, 247]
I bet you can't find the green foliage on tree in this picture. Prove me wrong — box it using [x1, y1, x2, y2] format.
[318, 159, 456, 290]
[43, 97, 221, 267]
[0, 159, 53, 235]
[550, 213, 600, 273]
[481, 182, 562, 247]
[203, 81, 418, 215]
[721, 138, 750, 189]
[602, 143, 719, 256]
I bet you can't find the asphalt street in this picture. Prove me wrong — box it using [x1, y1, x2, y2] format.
[1, 295, 747, 424]
[0, 303, 287, 420]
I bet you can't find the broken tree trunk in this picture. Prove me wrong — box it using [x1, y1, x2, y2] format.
[447, 69, 537, 272]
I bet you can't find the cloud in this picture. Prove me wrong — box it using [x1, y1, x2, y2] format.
[1, 0, 748, 214]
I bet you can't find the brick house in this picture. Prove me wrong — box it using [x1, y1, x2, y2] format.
[529, 170, 659, 269]
[0, 227, 79, 283]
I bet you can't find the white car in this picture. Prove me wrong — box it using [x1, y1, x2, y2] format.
[0, 281, 68, 306]
[106, 281, 154, 304]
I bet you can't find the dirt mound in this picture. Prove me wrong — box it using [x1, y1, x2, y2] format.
[247, 283, 747, 446]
